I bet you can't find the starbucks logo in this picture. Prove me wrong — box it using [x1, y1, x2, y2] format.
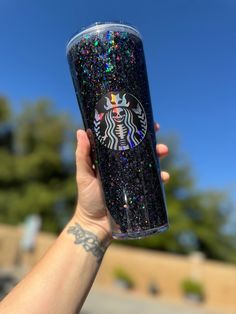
[94, 91, 147, 151]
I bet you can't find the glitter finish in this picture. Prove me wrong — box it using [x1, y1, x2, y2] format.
[67, 22, 168, 239]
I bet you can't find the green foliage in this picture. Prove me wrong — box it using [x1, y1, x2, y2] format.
[114, 268, 135, 289]
[0, 98, 13, 152]
[16, 100, 69, 154]
[0, 98, 78, 233]
[181, 278, 204, 298]
[0, 97, 11, 122]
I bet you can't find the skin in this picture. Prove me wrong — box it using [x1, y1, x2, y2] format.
[0, 122, 169, 314]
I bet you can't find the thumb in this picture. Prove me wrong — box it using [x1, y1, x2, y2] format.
[75, 130, 94, 185]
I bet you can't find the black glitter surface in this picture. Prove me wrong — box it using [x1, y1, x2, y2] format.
[67, 22, 168, 239]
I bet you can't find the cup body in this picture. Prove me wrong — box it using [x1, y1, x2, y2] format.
[67, 22, 168, 239]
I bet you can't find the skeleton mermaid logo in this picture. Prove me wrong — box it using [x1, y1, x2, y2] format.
[94, 91, 147, 151]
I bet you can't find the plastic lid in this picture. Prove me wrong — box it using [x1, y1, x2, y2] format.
[66, 21, 142, 53]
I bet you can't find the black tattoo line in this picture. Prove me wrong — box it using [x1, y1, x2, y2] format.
[67, 223, 105, 263]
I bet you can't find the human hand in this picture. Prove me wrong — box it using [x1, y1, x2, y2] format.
[72, 122, 169, 242]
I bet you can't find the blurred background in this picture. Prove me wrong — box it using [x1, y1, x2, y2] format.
[0, 0, 236, 313]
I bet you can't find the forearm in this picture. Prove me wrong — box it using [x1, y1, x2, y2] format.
[0, 216, 111, 314]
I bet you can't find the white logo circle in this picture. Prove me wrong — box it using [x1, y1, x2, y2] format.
[94, 91, 147, 151]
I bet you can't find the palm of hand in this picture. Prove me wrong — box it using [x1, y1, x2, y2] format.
[74, 130, 110, 234]
[77, 175, 107, 219]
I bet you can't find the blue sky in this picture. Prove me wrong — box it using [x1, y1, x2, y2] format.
[0, 0, 236, 203]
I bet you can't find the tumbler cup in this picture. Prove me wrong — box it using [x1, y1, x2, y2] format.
[67, 22, 168, 239]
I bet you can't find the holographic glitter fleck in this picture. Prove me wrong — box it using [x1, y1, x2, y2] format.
[67, 22, 168, 239]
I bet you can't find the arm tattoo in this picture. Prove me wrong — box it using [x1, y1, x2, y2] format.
[67, 223, 106, 264]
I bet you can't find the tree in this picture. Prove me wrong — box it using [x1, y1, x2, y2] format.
[0, 97, 11, 123]
[0, 99, 78, 233]
[0, 97, 13, 152]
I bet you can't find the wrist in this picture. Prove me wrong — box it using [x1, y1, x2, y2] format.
[69, 214, 112, 249]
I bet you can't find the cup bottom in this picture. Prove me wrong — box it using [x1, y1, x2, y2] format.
[112, 223, 169, 240]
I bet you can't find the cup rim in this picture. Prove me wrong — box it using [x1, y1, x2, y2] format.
[66, 21, 142, 53]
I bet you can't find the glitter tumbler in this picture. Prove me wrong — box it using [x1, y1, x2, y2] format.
[67, 22, 168, 239]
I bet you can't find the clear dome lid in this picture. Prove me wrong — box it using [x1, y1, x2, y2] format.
[66, 21, 142, 53]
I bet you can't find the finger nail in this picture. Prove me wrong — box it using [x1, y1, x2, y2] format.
[155, 122, 160, 131]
